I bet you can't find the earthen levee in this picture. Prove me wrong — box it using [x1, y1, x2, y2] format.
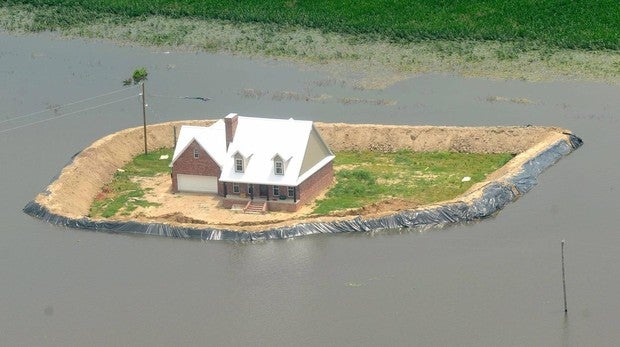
[28, 120, 579, 237]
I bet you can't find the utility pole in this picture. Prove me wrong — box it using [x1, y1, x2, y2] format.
[141, 82, 147, 155]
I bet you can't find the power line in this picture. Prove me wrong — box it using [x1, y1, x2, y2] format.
[149, 94, 211, 102]
[0, 94, 138, 135]
[0, 85, 138, 126]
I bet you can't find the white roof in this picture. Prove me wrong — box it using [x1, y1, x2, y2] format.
[172, 115, 334, 186]
[221, 116, 330, 186]
[170, 120, 227, 166]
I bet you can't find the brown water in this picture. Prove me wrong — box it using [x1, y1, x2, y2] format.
[1, 32, 619, 346]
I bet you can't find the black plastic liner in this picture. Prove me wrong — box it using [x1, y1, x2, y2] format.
[23, 134, 583, 241]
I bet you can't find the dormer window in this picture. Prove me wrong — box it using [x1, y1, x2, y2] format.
[235, 157, 244, 173]
[274, 161, 284, 175]
[193, 148, 199, 159]
[274, 155, 284, 175]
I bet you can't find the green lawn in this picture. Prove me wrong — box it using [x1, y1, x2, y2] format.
[4, 0, 619, 50]
[89, 148, 172, 218]
[313, 150, 514, 215]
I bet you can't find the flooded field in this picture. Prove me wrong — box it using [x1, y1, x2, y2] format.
[1, 32, 618, 346]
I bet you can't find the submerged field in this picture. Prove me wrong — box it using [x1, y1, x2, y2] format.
[89, 148, 514, 218]
[1, 1, 618, 85]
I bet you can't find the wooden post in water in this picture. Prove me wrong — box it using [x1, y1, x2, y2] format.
[561, 239, 568, 314]
[141, 82, 148, 155]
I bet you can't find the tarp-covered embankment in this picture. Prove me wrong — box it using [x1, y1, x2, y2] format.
[24, 121, 582, 240]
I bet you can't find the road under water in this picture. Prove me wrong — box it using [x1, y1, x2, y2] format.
[0, 32, 619, 346]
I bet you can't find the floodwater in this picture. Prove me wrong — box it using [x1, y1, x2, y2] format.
[1, 32, 619, 346]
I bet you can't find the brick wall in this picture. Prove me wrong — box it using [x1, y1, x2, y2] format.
[266, 200, 298, 212]
[172, 139, 223, 194]
[298, 161, 334, 206]
[224, 182, 251, 197]
[224, 114, 238, 149]
[222, 198, 249, 209]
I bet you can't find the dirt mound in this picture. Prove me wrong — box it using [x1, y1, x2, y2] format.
[155, 212, 208, 225]
[316, 123, 560, 153]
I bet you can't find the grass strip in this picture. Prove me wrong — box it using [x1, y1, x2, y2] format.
[89, 148, 172, 218]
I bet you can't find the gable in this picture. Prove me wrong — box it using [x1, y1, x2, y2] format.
[173, 139, 222, 177]
[170, 121, 227, 167]
[299, 125, 333, 175]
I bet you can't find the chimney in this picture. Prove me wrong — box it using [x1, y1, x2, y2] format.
[224, 113, 238, 150]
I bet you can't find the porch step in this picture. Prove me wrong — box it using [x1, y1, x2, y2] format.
[244, 200, 266, 214]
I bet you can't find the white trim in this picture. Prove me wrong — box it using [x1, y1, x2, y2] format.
[235, 157, 244, 173]
[170, 121, 227, 168]
[296, 155, 335, 185]
[274, 160, 284, 175]
[273, 186, 280, 196]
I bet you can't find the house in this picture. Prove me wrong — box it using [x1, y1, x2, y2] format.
[170, 113, 335, 212]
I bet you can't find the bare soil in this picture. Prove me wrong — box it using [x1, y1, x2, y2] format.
[34, 120, 573, 231]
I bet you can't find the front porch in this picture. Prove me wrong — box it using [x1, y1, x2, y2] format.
[222, 182, 300, 212]
[223, 195, 300, 213]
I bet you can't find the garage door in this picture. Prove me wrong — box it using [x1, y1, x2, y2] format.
[177, 174, 218, 193]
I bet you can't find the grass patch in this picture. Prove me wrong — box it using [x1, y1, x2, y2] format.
[89, 148, 172, 218]
[313, 150, 514, 215]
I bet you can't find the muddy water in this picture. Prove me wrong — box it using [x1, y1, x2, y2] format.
[0, 32, 618, 346]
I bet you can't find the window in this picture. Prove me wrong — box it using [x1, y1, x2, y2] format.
[235, 158, 244, 173]
[233, 183, 240, 193]
[274, 160, 284, 175]
[273, 186, 280, 196]
[288, 187, 295, 197]
[193, 148, 199, 159]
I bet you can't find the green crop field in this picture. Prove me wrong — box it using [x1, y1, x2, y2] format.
[4, 0, 619, 50]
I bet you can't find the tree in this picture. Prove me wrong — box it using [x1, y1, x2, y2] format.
[123, 67, 148, 85]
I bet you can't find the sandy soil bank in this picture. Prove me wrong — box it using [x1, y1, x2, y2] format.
[33, 120, 572, 231]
